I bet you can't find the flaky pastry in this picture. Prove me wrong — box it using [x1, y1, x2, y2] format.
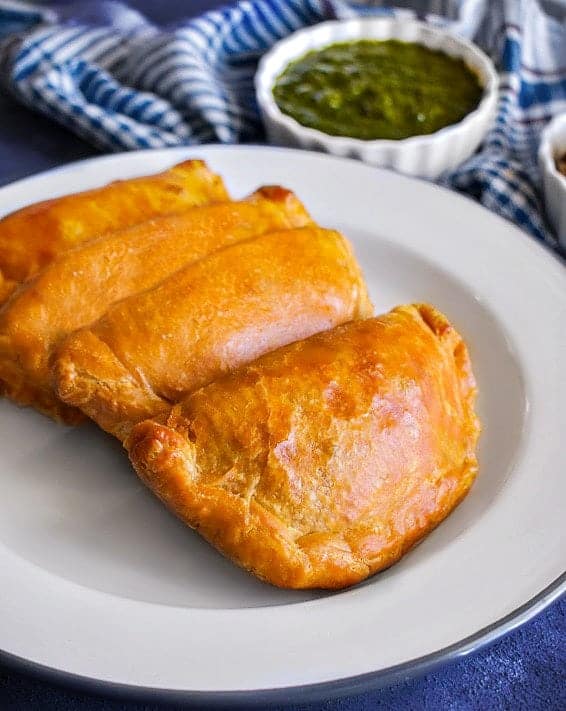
[55, 227, 373, 439]
[0, 187, 311, 423]
[127, 305, 479, 589]
[0, 159, 228, 304]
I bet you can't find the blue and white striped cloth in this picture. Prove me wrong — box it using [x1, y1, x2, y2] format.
[1, 0, 565, 246]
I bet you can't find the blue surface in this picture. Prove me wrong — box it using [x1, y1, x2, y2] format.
[0, 2, 565, 709]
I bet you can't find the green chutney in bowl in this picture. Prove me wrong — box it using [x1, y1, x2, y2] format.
[272, 40, 483, 141]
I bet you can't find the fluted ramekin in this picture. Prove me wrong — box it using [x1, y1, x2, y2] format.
[255, 18, 498, 179]
[539, 113, 566, 250]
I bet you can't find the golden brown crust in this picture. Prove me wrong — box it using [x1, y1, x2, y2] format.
[0, 159, 229, 304]
[0, 187, 312, 423]
[54, 227, 373, 439]
[126, 305, 480, 590]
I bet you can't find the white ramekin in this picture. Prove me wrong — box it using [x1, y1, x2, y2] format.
[538, 113, 566, 250]
[255, 18, 498, 179]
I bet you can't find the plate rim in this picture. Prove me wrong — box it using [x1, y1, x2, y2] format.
[1, 574, 564, 707]
[0, 145, 565, 701]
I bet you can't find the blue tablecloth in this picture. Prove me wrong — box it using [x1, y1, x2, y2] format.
[0, 2, 565, 709]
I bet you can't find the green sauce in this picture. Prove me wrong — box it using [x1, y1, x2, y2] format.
[272, 40, 483, 141]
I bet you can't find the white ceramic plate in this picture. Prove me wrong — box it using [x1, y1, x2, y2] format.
[0, 146, 564, 706]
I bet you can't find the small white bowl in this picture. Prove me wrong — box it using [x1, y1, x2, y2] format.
[539, 113, 566, 249]
[255, 18, 498, 179]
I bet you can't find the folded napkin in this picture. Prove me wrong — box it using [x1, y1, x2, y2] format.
[0, 0, 565, 246]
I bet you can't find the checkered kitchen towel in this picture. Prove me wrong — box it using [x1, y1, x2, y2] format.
[0, 1, 565, 246]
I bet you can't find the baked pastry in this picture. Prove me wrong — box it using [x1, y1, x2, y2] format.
[0, 187, 312, 424]
[126, 305, 479, 590]
[54, 227, 372, 439]
[0, 159, 228, 304]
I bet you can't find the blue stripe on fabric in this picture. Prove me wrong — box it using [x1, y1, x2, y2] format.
[67, 31, 120, 65]
[519, 78, 566, 108]
[148, 58, 205, 94]
[254, 3, 288, 40]
[125, 40, 177, 84]
[165, 74, 220, 100]
[0, 6, 45, 38]
[229, 17, 258, 52]
[285, 0, 317, 25]
[273, 1, 304, 31]
[268, 2, 297, 33]
[11, 26, 61, 78]
[134, 42, 202, 87]
[240, 8, 273, 48]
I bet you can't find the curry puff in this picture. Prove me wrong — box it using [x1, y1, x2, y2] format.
[0, 187, 312, 423]
[0, 159, 228, 304]
[54, 227, 373, 440]
[127, 304, 479, 590]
